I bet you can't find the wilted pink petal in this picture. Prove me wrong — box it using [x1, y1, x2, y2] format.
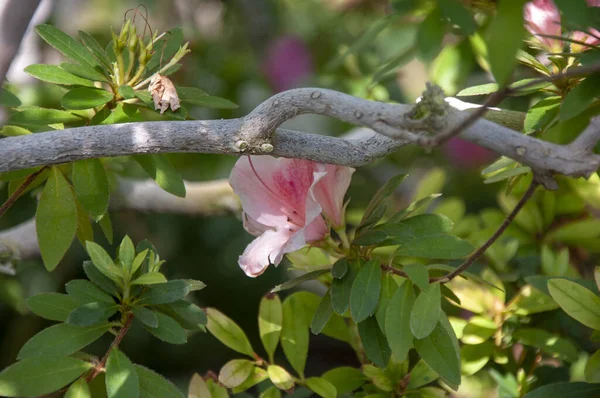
[230, 156, 353, 277]
[263, 36, 313, 92]
[524, 0, 563, 50]
[313, 164, 355, 227]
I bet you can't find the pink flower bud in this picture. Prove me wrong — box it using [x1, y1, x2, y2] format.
[523, 0, 563, 50]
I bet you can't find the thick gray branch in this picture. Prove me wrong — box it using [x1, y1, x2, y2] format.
[1, 88, 599, 179]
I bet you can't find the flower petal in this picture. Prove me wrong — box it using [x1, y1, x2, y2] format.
[238, 229, 293, 277]
[313, 164, 355, 227]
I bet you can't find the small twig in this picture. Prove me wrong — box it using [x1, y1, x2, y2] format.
[430, 180, 539, 284]
[0, 166, 48, 219]
[380, 264, 409, 279]
[85, 312, 134, 382]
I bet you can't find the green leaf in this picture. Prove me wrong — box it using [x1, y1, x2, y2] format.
[59, 62, 107, 82]
[131, 272, 168, 285]
[24, 64, 95, 86]
[258, 294, 282, 362]
[548, 279, 600, 329]
[143, 311, 187, 344]
[361, 174, 407, 227]
[36, 24, 99, 67]
[131, 249, 148, 276]
[99, 213, 113, 244]
[407, 360, 439, 389]
[417, 8, 445, 63]
[513, 328, 578, 362]
[306, 377, 337, 398]
[85, 241, 122, 281]
[322, 367, 366, 395]
[281, 293, 309, 377]
[404, 264, 429, 291]
[26, 293, 79, 322]
[270, 269, 329, 293]
[486, 0, 526, 86]
[524, 96, 561, 134]
[82, 261, 119, 296]
[139, 280, 191, 305]
[206, 307, 254, 356]
[72, 159, 109, 219]
[17, 322, 110, 359]
[388, 194, 442, 223]
[106, 348, 138, 398]
[78, 30, 112, 69]
[560, 74, 600, 121]
[362, 364, 393, 392]
[132, 306, 158, 328]
[350, 259, 382, 322]
[267, 365, 294, 391]
[231, 367, 269, 393]
[524, 382, 600, 398]
[483, 166, 531, 184]
[375, 272, 399, 331]
[36, 167, 78, 271]
[385, 280, 415, 362]
[158, 300, 207, 330]
[331, 259, 360, 314]
[66, 302, 118, 326]
[0, 87, 21, 107]
[118, 85, 135, 99]
[62, 87, 114, 110]
[118, 235, 135, 272]
[461, 341, 493, 376]
[65, 378, 91, 398]
[181, 95, 238, 109]
[9, 107, 84, 125]
[461, 316, 496, 344]
[75, 201, 94, 244]
[135, 365, 184, 398]
[410, 283, 442, 339]
[260, 386, 282, 398]
[65, 279, 116, 304]
[413, 319, 461, 390]
[311, 290, 334, 335]
[0, 356, 92, 397]
[331, 258, 349, 279]
[585, 350, 600, 383]
[218, 359, 254, 388]
[438, 0, 476, 35]
[188, 373, 211, 398]
[0, 125, 31, 136]
[357, 316, 391, 368]
[145, 28, 184, 74]
[134, 155, 186, 198]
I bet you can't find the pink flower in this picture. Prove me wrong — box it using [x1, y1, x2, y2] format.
[262, 36, 314, 92]
[571, 0, 600, 50]
[524, 0, 563, 50]
[230, 156, 354, 277]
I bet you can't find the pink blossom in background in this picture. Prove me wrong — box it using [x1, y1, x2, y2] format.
[523, 0, 562, 50]
[262, 36, 314, 92]
[230, 156, 354, 277]
[444, 137, 497, 169]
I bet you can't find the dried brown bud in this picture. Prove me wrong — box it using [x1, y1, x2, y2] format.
[148, 73, 180, 114]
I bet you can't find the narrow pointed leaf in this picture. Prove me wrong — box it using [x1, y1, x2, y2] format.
[281, 293, 309, 377]
[132, 306, 158, 328]
[410, 283, 442, 339]
[350, 260, 382, 322]
[357, 316, 391, 368]
[66, 279, 116, 304]
[66, 302, 118, 326]
[206, 307, 254, 356]
[258, 294, 282, 361]
[72, 158, 109, 219]
[135, 365, 184, 398]
[26, 293, 79, 322]
[311, 290, 334, 335]
[106, 348, 139, 398]
[65, 378, 90, 398]
[218, 359, 254, 388]
[385, 280, 415, 362]
[143, 311, 187, 344]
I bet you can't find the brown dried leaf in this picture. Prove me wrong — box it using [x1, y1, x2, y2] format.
[148, 73, 180, 114]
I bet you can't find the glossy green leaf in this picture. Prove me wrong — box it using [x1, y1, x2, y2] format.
[82, 261, 119, 296]
[158, 300, 207, 330]
[258, 294, 282, 362]
[0, 87, 21, 107]
[231, 367, 269, 393]
[65, 279, 116, 304]
[66, 302, 118, 326]
[404, 264, 429, 290]
[483, 166, 531, 184]
[407, 360, 439, 389]
[361, 174, 407, 226]
[322, 367, 366, 395]
[59, 62, 107, 83]
[411, 283, 442, 339]
[99, 213, 113, 244]
[513, 328, 578, 362]
[270, 269, 329, 293]
[260, 386, 282, 398]
[181, 95, 238, 109]
[311, 290, 334, 335]
[78, 30, 112, 69]
[86, 242, 122, 281]
[388, 194, 442, 223]
[65, 378, 91, 398]
[385, 280, 415, 362]
[417, 8, 445, 63]
[62, 87, 114, 110]
[139, 280, 191, 304]
[206, 307, 254, 356]
[106, 348, 138, 398]
[135, 365, 184, 398]
[306, 377, 337, 398]
[0, 125, 31, 136]
[132, 306, 158, 328]
[188, 373, 210, 398]
[548, 279, 600, 330]
[134, 155, 186, 198]
[350, 260, 381, 322]
[72, 159, 110, 219]
[460, 341, 493, 376]
[524, 96, 561, 134]
[0, 356, 92, 397]
[331, 259, 360, 314]
[143, 311, 187, 344]
[218, 359, 254, 388]
[267, 365, 294, 391]
[24, 64, 95, 86]
[17, 322, 110, 359]
[414, 319, 461, 390]
[331, 258, 348, 279]
[585, 350, 600, 383]
[357, 316, 391, 368]
[362, 364, 393, 392]
[486, 0, 526, 85]
[375, 272, 399, 331]
[281, 293, 309, 377]
[9, 107, 83, 125]
[36, 167, 78, 271]
[118, 85, 135, 99]
[131, 272, 168, 285]
[26, 293, 79, 322]
[560, 74, 600, 121]
[461, 316, 496, 344]
[75, 201, 94, 244]
[524, 382, 600, 398]
[36, 24, 98, 67]
[130, 249, 148, 276]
